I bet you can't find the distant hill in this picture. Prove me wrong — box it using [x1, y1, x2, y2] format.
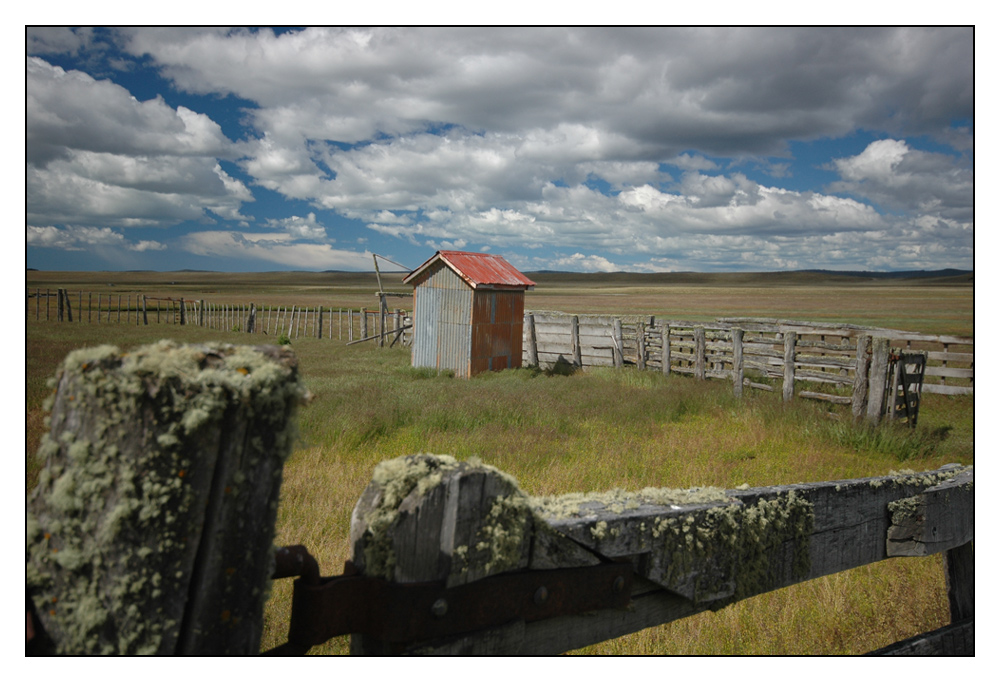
[798, 268, 972, 280]
[523, 269, 973, 287]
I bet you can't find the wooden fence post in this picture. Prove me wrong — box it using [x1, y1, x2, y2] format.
[349, 455, 537, 654]
[695, 327, 706, 380]
[637, 321, 646, 371]
[782, 331, 797, 401]
[852, 335, 870, 419]
[945, 541, 974, 623]
[526, 313, 538, 367]
[613, 319, 623, 368]
[661, 324, 671, 375]
[56, 289, 64, 322]
[732, 328, 744, 397]
[179, 298, 186, 326]
[65, 290, 73, 323]
[141, 295, 148, 325]
[26, 341, 305, 654]
[867, 337, 890, 424]
[571, 315, 582, 367]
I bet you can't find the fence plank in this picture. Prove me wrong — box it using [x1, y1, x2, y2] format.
[26, 341, 305, 654]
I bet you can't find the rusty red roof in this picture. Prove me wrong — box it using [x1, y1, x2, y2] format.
[403, 251, 536, 290]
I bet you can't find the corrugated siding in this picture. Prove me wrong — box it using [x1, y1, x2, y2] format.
[411, 264, 473, 377]
[470, 290, 525, 373]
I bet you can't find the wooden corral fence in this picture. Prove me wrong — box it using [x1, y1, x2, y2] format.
[25, 288, 412, 345]
[524, 312, 973, 424]
[27, 343, 973, 655]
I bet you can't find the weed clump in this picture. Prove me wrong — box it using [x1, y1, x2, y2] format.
[826, 421, 949, 461]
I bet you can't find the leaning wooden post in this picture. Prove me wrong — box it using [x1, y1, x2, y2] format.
[866, 337, 891, 424]
[26, 341, 306, 655]
[782, 331, 797, 402]
[695, 327, 706, 380]
[65, 290, 73, 323]
[525, 313, 538, 367]
[732, 328, 744, 398]
[613, 319, 623, 368]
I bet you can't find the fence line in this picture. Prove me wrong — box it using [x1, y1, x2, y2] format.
[522, 311, 972, 422]
[26, 288, 413, 345]
[26, 289, 972, 410]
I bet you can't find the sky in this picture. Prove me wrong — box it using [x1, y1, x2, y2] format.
[24, 26, 975, 274]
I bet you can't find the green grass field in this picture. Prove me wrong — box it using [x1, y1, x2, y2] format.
[25, 271, 974, 654]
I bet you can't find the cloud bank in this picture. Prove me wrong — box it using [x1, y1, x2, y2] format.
[26, 27, 973, 272]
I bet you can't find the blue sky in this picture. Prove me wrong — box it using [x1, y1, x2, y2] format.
[25, 27, 974, 273]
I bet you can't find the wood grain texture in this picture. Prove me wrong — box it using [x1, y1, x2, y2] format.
[26, 342, 305, 655]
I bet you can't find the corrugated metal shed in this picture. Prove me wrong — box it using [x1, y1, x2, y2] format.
[403, 251, 535, 378]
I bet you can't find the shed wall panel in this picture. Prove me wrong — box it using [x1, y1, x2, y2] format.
[470, 290, 524, 372]
[411, 264, 474, 377]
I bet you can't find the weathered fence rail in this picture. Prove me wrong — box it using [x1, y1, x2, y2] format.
[523, 312, 972, 423]
[338, 454, 973, 655]
[26, 288, 413, 345]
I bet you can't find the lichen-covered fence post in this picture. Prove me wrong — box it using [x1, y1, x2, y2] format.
[342, 455, 972, 655]
[26, 341, 307, 655]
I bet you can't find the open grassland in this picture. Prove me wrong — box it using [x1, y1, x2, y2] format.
[27, 269, 973, 336]
[25, 271, 973, 655]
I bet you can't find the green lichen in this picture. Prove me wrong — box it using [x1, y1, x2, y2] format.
[651, 490, 815, 603]
[472, 493, 531, 575]
[355, 454, 531, 582]
[359, 454, 462, 580]
[26, 341, 306, 654]
[529, 486, 731, 520]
